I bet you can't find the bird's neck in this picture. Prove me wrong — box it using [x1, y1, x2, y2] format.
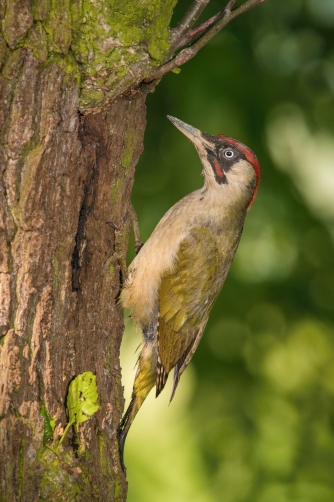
[203, 178, 254, 216]
[201, 155, 257, 215]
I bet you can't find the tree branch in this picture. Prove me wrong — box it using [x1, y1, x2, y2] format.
[145, 0, 266, 83]
[173, 12, 220, 52]
[170, 0, 211, 51]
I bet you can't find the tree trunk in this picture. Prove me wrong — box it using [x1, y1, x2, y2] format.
[0, 52, 146, 501]
[0, 0, 176, 499]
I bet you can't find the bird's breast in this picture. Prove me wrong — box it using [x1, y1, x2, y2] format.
[120, 191, 246, 328]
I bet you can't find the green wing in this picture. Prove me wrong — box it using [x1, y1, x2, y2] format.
[158, 226, 220, 381]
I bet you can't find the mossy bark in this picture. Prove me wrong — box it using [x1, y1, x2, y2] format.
[0, 1, 176, 500]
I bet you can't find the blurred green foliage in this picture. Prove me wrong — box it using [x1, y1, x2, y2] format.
[121, 0, 334, 500]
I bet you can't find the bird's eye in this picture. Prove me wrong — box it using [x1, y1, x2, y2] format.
[224, 149, 234, 159]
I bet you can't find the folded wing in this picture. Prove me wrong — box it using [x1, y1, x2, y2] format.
[157, 226, 221, 397]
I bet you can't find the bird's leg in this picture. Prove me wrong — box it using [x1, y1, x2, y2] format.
[128, 203, 143, 255]
[103, 222, 127, 277]
[104, 204, 143, 279]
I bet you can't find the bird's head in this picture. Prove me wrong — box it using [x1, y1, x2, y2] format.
[168, 116, 260, 210]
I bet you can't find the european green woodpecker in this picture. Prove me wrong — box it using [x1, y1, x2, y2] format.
[117, 116, 260, 470]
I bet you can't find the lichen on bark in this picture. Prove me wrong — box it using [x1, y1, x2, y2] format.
[2, 0, 177, 111]
[10, 0, 176, 111]
[70, 0, 177, 109]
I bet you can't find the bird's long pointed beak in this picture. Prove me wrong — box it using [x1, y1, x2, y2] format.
[167, 116, 213, 151]
[167, 116, 201, 141]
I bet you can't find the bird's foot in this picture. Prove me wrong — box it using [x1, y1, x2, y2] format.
[104, 204, 143, 279]
[103, 222, 128, 276]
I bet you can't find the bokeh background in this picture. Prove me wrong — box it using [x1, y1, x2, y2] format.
[120, 0, 334, 500]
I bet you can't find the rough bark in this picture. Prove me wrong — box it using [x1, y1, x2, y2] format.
[0, 28, 148, 502]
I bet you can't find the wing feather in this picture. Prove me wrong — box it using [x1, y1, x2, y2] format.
[157, 226, 220, 378]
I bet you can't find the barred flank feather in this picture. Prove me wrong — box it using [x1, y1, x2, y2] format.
[156, 311, 169, 396]
[156, 357, 168, 397]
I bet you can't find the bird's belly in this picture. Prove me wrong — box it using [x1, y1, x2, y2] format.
[122, 208, 244, 329]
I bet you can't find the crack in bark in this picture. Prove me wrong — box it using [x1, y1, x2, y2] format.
[71, 118, 100, 292]
[71, 190, 89, 292]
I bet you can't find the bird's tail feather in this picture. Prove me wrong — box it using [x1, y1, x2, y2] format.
[117, 341, 156, 470]
[117, 393, 137, 471]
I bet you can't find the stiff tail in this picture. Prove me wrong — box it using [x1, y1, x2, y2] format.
[117, 341, 156, 470]
[117, 393, 137, 471]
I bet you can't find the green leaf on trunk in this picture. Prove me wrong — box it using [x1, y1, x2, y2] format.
[67, 372, 100, 425]
[40, 404, 56, 443]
